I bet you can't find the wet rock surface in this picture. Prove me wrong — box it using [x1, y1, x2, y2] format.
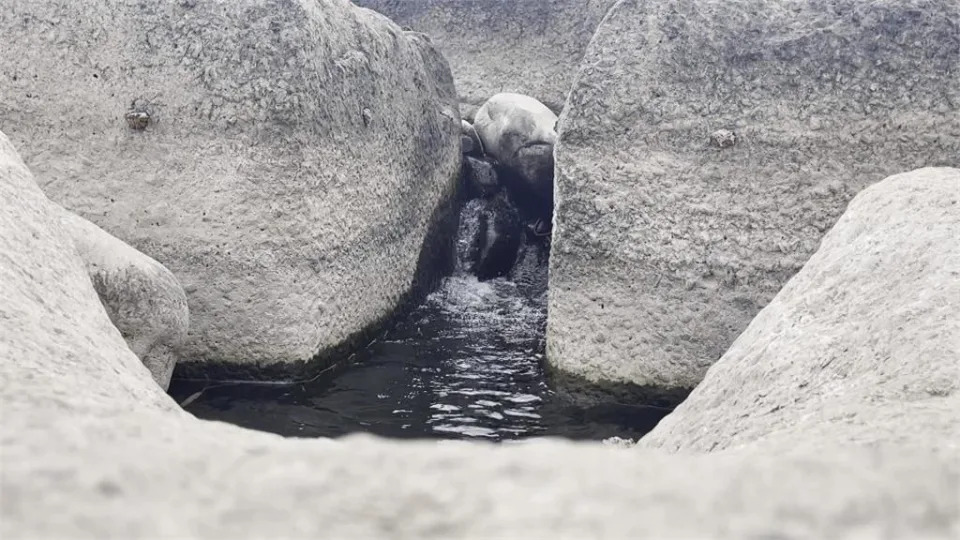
[461, 156, 500, 199]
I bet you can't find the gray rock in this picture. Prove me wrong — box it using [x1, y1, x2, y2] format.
[1, 135, 957, 540]
[474, 93, 558, 218]
[58, 209, 189, 390]
[641, 167, 960, 453]
[0, 0, 461, 374]
[461, 156, 499, 199]
[353, 0, 617, 110]
[547, 0, 960, 396]
[460, 135, 475, 154]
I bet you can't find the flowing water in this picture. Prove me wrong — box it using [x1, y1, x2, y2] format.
[170, 203, 671, 441]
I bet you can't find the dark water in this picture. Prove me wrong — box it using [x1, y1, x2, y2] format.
[170, 204, 671, 441]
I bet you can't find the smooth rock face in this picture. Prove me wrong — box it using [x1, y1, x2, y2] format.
[354, 0, 618, 111]
[3, 137, 957, 538]
[474, 93, 558, 218]
[58, 210, 189, 390]
[0, 0, 461, 372]
[548, 0, 960, 395]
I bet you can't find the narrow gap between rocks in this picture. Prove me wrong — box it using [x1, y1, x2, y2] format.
[169, 98, 672, 441]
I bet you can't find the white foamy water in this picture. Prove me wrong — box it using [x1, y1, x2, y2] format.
[413, 269, 550, 438]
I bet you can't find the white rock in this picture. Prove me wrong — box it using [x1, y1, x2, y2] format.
[59, 209, 188, 389]
[474, 93, 558, 216]
[641, 167, 960, 453]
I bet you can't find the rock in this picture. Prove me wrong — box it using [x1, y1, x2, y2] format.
[547, 0, 960, 397]
[474, 93, 558, 219]
[58, 209, 189, 390]
[461, 156, 500, 199]
[353, 0, 618, 110]
[509, 235, 551, 301]
[461, 120, 483, 156]
[709, 129, 737, 149]
[457, 196, 523, 281]
[459, 103, 479, 123]
[2, 137, 957, 537]
[0, 0, 461, 375]
[460, 135, 475, 155]
[641, 167, 960, 453]
[0, 130, 173, 398]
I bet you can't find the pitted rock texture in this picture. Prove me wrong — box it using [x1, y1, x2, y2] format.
[353, 0, 619, 111]
[0, 0, 461, 372]
[641, 167, 960, 452]
[59, 209, 188, 390]
[547, 0, 960, 395]
[2, 134, 957, 539]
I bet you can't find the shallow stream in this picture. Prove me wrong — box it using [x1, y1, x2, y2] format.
[170, 193, 671, 441]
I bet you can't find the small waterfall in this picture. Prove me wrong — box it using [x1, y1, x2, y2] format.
[454, 198, 484, 275]
[171, 156, 670, 441]
[454, 194, 525, 282]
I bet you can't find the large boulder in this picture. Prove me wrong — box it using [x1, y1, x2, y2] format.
[0, 0, 462, 375]
[0, 131, 174, 402]
[474, 93, 558, 219]
[353, 0, 619, 111]
[547, 0, 960, 398]
[641, 167, 960, 452]
[59, 209, 189, 390]
[2, 137, 957, 538]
